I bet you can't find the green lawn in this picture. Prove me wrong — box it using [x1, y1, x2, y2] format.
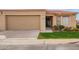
[38, 32, 79, 39]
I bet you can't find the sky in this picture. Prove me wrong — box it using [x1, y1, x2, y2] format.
[0, 0, 79, 20]
[0, 0, 79, 9]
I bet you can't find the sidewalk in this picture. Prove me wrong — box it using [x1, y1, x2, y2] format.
[0, 38, 79, 45]
[0, 39, 79, 50]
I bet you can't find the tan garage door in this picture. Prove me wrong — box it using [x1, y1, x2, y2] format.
[6, 15, 40, 30]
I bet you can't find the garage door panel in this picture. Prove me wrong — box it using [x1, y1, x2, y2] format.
[6, 15, 40, 30]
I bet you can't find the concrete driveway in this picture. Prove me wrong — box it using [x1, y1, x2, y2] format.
[0, 30, 39, 39]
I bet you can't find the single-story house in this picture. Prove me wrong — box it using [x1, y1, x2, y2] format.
[0, 9, 77, 32]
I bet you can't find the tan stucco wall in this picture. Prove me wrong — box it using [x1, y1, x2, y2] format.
[0, 10, 46, 31]
[0, 15, 6, 30]
[70, 15, 76, 28]
[40, 14, 46, 32]
[3, 10, 45, 15]
[46, 13, 55, 16]
[53, 15, 57, 26]
[0, 11, 1, 15]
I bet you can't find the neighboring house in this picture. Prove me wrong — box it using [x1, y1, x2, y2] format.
[0, 9, 77, 32]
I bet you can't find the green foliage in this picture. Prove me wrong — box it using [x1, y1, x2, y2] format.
[76, 25, 79, 29]
[62, 27, 72, 31]
[71, 28, 79, 32]
[38, 32, 79, 39]
[58, 25, 65, 30]
[52, 25, 65, 32]
[58, 25, 65, 31]
[52, 25, 58, 31]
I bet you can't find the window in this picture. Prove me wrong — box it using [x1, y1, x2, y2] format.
[57, 16, 61, 25]
[62, 16, 69, 26]
[57, 16, 69, 26]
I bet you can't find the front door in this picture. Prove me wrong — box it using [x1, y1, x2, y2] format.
[46, 16, 52, 28]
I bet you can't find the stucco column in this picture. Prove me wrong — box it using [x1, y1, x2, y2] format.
[40, 15, 46, 32]
[69, 16, 72, 27]
[0, 15, 6, 31]
[61, 16, 63, 25]
[72, 15, 76, 28]
[69, 15, 76, 28]
[52, 15, 57, 26]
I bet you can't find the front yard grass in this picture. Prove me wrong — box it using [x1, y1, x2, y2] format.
[38, 32, 79, 39]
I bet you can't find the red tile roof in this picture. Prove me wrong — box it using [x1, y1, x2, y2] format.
[46, 10, 77, 14]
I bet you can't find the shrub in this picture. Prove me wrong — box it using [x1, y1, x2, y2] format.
[62, 27, 72, 31]
[52, 25, 58, 32]
[52, 25, 65, 32]
[58, 25, 65, 31]
[62, 27, 79, 32]
[71, 28, 79, 32]
[76, 25, 79, 29]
